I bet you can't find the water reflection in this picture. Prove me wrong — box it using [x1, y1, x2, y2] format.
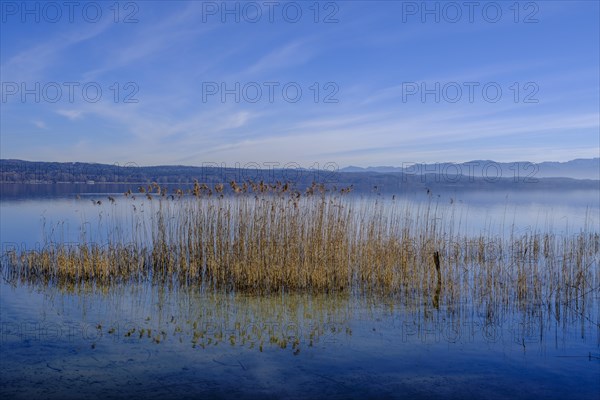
[2, 277, 598, 399]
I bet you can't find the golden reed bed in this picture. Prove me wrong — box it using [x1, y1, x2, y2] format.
[2, 182, 599, 306]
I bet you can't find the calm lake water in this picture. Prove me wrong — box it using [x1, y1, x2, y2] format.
[1, 184, 599, 399]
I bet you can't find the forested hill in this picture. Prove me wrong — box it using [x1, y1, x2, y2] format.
[1, 159, 598, 193]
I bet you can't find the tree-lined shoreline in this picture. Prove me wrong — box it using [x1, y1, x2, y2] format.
[1, 159, 598, 192]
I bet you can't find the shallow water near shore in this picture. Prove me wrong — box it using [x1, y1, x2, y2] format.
[1, 185, 599, 398]
[1, 279, 599, 399]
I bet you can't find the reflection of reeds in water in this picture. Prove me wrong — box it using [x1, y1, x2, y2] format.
[1, 182, 599, 311]
[20, 280, 598, 354]
[29, 282, 357, 354]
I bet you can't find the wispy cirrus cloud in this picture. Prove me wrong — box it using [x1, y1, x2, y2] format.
[1, 20, 113, 82]
[245, 40, 316, 75]
[32, 120, 47, 129]
[82, 4, 216, 80]
[1, 2, 598, 166]
[56, 109, 84, 120]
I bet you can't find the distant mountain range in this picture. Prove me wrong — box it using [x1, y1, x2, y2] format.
[0, 159, 598, 194]
[341, 158, 600, 180]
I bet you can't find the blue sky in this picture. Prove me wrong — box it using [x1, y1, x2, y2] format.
[1, 0, 598, 167]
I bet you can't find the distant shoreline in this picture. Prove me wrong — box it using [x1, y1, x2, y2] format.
[0, 159, 598, 193]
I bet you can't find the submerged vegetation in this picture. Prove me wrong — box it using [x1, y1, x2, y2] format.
[1, 181, 599, 314]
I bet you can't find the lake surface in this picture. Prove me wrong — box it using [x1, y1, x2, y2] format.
[1, 184, 599, 399]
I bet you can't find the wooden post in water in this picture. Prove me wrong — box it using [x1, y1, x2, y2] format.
[433, 251, 442, 309]
[434, 251, 441, 280]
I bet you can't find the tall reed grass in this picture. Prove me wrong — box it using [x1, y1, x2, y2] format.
[2, 182, 599, 309]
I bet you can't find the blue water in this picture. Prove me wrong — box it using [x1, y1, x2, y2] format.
[1, 281, 598, 399]
[1, 184, 599, 399]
